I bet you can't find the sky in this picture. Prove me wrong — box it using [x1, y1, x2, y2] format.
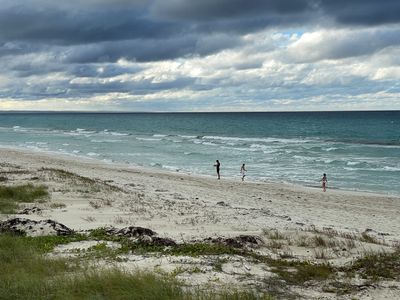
[0, 0, 400, 112]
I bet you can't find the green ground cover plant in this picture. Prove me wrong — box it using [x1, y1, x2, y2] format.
[0, 183, 48, 213]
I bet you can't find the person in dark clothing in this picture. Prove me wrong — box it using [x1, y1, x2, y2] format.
[214, 160, 220, 179]
[320, 173, 328, 192]
[240, 163, 247, 181]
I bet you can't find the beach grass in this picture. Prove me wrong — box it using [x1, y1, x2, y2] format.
[168, 242, 238, 257]
[267, 259, 335, 285]
[0, 234, 79, 299]
[344, 250, 400, 281]
[0, 234, 272, 299]
[360, 232, 381, 245]
[0, 183, 49, 213]
[87, 227, 400, 286]
[262, 229, 286, 240]
[1, 226, 399, 298]
[49, 202, 67, 209]
[41, 167, 123, 192]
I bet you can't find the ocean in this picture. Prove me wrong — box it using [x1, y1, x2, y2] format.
[0, 111, 399, 195]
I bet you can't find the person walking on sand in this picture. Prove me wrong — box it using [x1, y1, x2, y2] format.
[240, 163, 247, 181]
[320, 173, 328, 192]
[214, 160, 221, 179]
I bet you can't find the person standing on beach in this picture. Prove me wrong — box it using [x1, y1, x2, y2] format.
[240, 163, 247, 181]
[320, 173, 328, 192]
[214, 160, 221, 179]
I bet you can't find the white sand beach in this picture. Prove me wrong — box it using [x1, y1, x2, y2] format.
[1, 147, 400, 299]
[1, 147, 399, 240]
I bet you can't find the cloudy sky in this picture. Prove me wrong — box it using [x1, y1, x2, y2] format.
[1, 0, 400, 111]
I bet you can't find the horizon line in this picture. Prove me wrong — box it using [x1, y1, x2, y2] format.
[0, 109, 399, 114]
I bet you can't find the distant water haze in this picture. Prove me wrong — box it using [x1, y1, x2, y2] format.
[0, 111, 399, 195]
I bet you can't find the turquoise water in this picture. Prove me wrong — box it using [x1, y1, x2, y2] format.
[0, 111, 399, 195]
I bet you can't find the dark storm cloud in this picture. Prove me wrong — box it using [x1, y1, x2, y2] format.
[1, 1, 399, 44]
[0, 42, 44, 58]
[151, 0, 312, 21]
[10, 63, 62, 78]
[61, 34, 242, 63]
[320, 0, 400, 26]
[152, 0, 400, 27]
[1, 0, 399, 63]
[0, 5, 181, 44]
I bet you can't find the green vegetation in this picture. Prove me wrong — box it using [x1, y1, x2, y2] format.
[87, 227, 400, 288]
[360, 232, 381, 244]
[0, 234, 272, 300]
[41, 168, 94, 183]
[307, 226, 387, 247]
[83, 242, 126, 260]
[345, 250, 400, 281]
[213, 258, 228, 272]
[41, 167, 122, 192]
[89, 228, 241, 257]
[263, 229, 286, 240]
[267, 240, 284, 250]
[0, 183, 49, 213]
[1, 224, 399, 299]
[49, 202, 67, 209]
[167, 243, 238, 257]
[296, 235, 309, 247]
[0, 233, 184, 300]
[312, 235, 327, 247]
[88, 227, 111, 239]
[54, 271, 186, 300]
[169, 266, 204, 277]
[268, 260, 334, 285]
[23, 234, 88, 253]
[313, 248, 328, 260]
[0, 234, 80, 300]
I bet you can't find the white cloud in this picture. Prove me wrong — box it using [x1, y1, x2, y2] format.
[372, 67, 400, 80]
[284, 26, 400, 63]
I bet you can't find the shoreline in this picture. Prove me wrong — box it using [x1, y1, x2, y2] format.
[1, 145, 397, 199]
[1, 146, 399, 241]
